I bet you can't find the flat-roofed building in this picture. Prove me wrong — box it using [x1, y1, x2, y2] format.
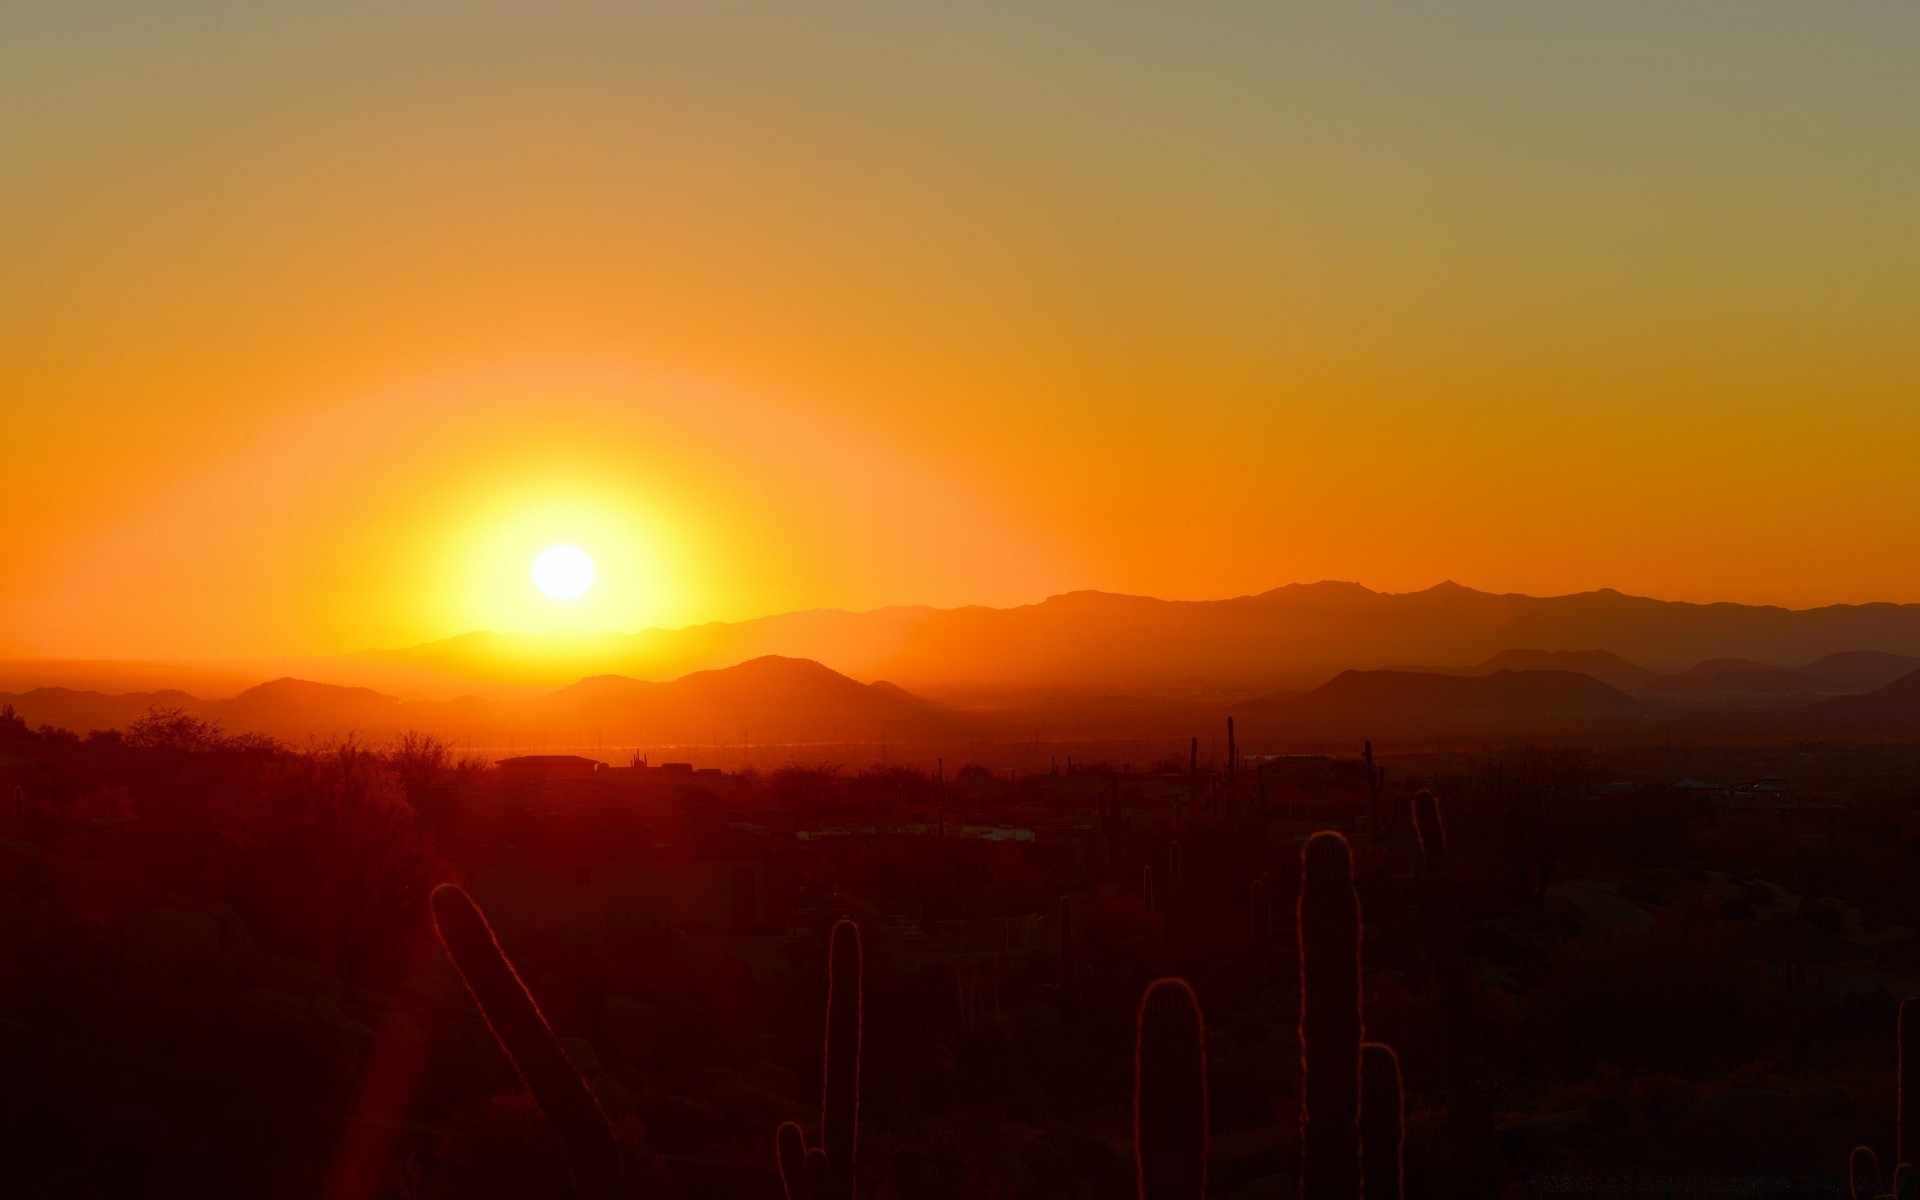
[496, 754, 606, 782]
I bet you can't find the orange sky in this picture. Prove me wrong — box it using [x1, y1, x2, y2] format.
[4, 3, 1919, 660]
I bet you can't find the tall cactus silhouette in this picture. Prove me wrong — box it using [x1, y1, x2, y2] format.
[1167, 841, 1185, 939]
[1135, 978, 1207, 1200]
[430, 884, 625, 1200]
[1412, 788, 1493, 1190]
[1905, 998, 1920, 1174]
[1413, 791, 1470, 1062]
[1362, 741, 1374, 825]
[1059, 895, 1077, 992]
[1362, 741, 1387, 842]
[1226, 716, 1236, 801]
[1049, 895, 1085, 1009]
[1413, 791, 1469, 1015]
[1299, 831, 1363, 1200]
[1854, 997, 1920, 1199]
[779, 920, 861, 1200]
[778, 919, 864, 1200]
[1360, 1043, 1405, 1200]
[1412, 790, 1446, 872]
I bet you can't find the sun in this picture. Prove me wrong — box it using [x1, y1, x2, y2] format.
[531, 544, 595, 600]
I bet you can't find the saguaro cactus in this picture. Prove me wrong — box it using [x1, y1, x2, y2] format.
[1412, 790, 1446, 872]
[1361, 1043, 1405, 1200]
[1413, 790, 1498, 1200]
[1053, 895, 1082, 1007]
[778, 919, 864, 1200]
[1858, 999, 1920, 1198]
[1060, 895, 1076, 988]
[1226, 717, 1236, 799]
[430, 884, 625, 1200]
[1904, 998, 1920, 1172]
[1852, 1145, 1918, 1200]
[1849, 1146, 1909, 1200]
[1413, 791, 1469, 1037]
[1785, 957, 1826, 1073]
[1299, 831, 1362, 1200]
[1362, 741, 1387, 842]
[1135, 978, 1208, 1200]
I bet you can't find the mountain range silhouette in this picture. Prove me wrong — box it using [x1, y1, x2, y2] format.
[7, 583, 1920, 746]
[354, 581, 1920, 695]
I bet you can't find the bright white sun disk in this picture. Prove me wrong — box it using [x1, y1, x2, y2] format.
[532, 544, 595, 600]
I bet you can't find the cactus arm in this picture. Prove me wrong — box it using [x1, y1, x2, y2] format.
[804, 1146, 831, 1199]
[1852, 1146, 1884, 1200]
[777, 1121, 809, 1200]
[429, 884, 625, 1199]
[1360, 1043, 1405, 1200]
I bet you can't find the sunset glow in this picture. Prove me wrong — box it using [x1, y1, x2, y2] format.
[2, 2, 1917, 664]
[7, 8, 1920, 1194]
[531, 545, 595, 601]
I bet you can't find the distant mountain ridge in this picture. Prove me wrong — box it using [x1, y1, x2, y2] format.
[0, 687, 205, 733]
[1383, 649, 1659, 693]
[9, 583, 1920, 749]
[1274, 669, 1642, 714]
[0, 656, 957, 746]
[361, 581, 1920, 695]
[9, 582, 1920, 702]
[1796, 651, 1920, 689]
[1641, 660, 1840, 702]
[1810, 669, 1920, 720]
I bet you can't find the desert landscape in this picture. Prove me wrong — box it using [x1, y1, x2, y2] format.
[6, 2, 1919, 1197]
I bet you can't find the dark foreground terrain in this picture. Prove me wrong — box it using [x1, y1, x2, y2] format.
[5, 704, 1920, 1198]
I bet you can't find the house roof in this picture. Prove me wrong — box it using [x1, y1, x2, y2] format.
[433, 781, 781, 863]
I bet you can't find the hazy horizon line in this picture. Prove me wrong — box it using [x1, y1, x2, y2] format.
[12, 576, 1920, 669]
